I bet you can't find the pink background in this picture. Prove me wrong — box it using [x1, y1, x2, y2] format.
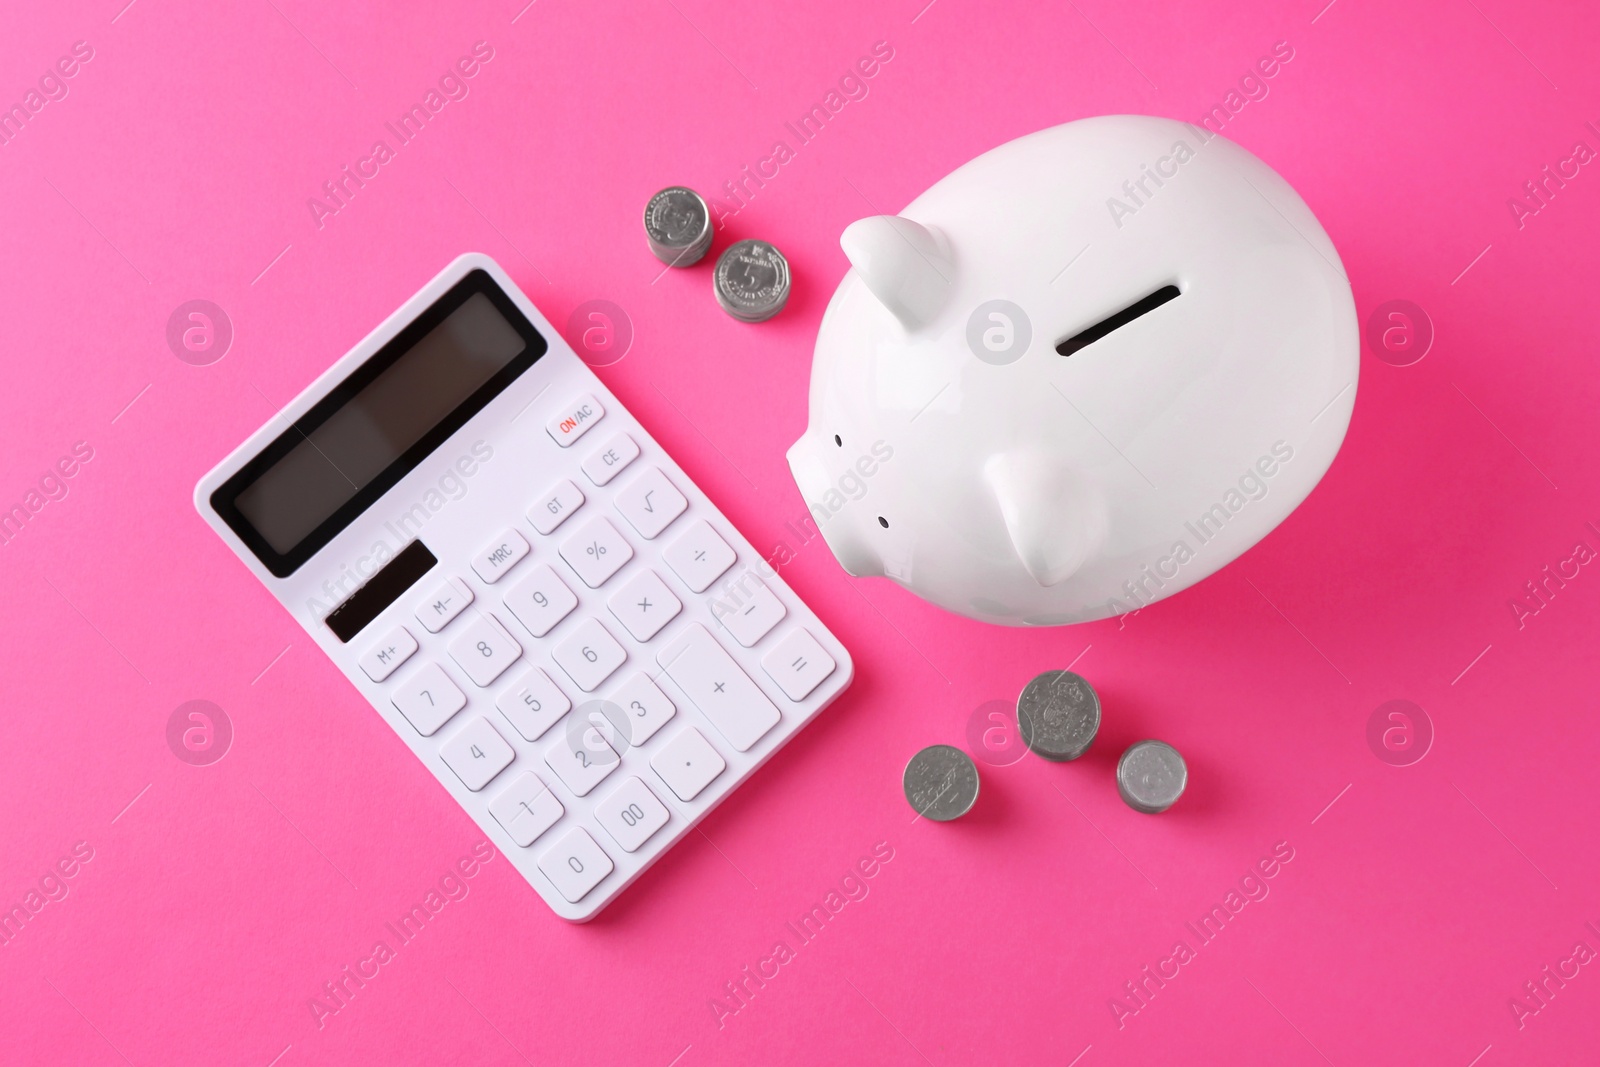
[3, 0, 1598, 1063]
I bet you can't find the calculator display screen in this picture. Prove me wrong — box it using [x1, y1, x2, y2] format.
[212, 271, 547, 577]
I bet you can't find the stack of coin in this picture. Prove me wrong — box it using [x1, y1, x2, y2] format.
[1117, 740, 1188, 814]
[902, 744, 979, 821]
[643, 186, 713, 267]
[714, 239, 791, 322]
[1016, 670, 1101, 762]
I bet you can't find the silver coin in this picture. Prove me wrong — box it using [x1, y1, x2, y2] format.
[902, 744, 979, 821]
[644, 187, 712, 266]
[1117, 740, 1188, 814]
[1016, 670, 1100, 761]
[714, 239, 790, 322]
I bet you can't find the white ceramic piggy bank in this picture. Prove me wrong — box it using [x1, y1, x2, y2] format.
[787, 116, 1357, 625]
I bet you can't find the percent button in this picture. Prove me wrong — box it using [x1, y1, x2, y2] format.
[560, 516, 633, 588]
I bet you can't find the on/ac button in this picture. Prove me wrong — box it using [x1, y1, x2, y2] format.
[546, 394, 605, 447]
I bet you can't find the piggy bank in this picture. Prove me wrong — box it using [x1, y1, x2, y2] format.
[787, 116, 1357, 625]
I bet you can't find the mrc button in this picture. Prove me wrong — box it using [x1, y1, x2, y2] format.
[547, 394, 605, 447]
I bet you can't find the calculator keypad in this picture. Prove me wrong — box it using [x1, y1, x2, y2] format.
[392, 662, 466, 736]
[503, 565, 579, 637]
[415, 577, 473, 633]
[553, 618, 627, 692]
[489, 771, 564, 846]
[560, 516, 634, 588]
[607, 569, 682, 642]
[615, 467, 688, 539]
[529, 480, 585, 535]
[663, 520, 736, 592]
[440, 716, 516, 791]
[538, 827, 613, 902]
[448, 614, 523, 687]
[349, 387, 849, 921]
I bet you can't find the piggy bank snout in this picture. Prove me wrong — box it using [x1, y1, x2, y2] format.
[786, 435, 884, 578]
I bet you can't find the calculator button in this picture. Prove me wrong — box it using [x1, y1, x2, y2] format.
[529, 479, 585, 535]
[547, 394, 605, 447]
[471, 529, 530, 584]
[609, 671, 676, 747]
[713, 572, 786, 647]
[495, 666, 572, 742]
[663, 520, 736, 593]
[359, 626, 417, 682]
[615, 467, 689, 540]
[594, 777, 670, 853]
[489, 771, 564, 847]
[581, 432, 640, 486]
[503, 564, 579, 637]
[553, 618, 627, 692]
[391, 662, 466, 736]
[651, 727, 727, 802]
[538, 827, 613, 903]
[440, 716, 515, 791]
[657, 624, 780, 752]
[543, 722, 620, 796]
[761, 628, 837, 701]
[414, 577, 474, 634]
[607, 569, 682, 642]
[448, 614, 523, 687]
[560, 516, 634, 588]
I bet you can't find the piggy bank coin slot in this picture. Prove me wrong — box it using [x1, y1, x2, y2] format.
[1055, 284, 1181, 357]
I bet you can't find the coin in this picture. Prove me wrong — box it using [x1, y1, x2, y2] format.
[644, 187, 712, 267]
[902, 744, 979, 821]
[713, 239, 790, 322]
[1016, 670, 1101, 761]
[1117, 740, 1187, 814]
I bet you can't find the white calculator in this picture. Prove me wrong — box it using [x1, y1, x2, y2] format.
[195, 253, 852, 921]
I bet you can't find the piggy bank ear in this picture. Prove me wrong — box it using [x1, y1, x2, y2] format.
[840, 216, 953, 329]
[983, 451, 1107, 587]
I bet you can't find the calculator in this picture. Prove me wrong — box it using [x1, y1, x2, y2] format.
[194, 253, 852, 921]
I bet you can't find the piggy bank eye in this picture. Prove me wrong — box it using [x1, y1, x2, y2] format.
[877, 516, 889, 528]
[834, 434, 842, 447]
